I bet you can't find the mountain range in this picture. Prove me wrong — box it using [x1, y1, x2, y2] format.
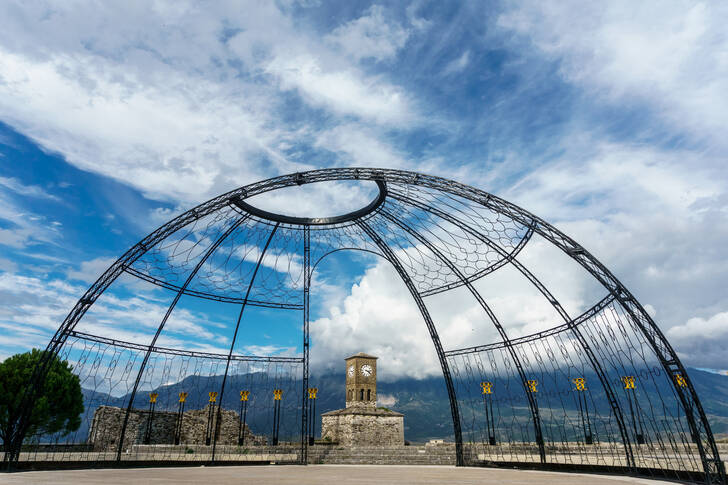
[68, 367, 727, 444]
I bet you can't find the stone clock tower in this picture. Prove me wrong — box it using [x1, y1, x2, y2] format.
[321, 352, 404, 447]
[345, 353, 377, 408]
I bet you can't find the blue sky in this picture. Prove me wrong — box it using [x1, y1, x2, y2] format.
[1, 1, 727, 377]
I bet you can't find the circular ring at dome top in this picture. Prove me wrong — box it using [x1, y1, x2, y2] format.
[233, 179, 388, 225]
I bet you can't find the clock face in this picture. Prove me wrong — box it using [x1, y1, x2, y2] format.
[361, 364, 373, 377]
[347, 365, 355, 377]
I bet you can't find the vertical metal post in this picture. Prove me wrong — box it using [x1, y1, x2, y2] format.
[623, 376, 645, 445]
[301, 226, 311, 463]
[272, 389, 282, 446]
[238, 391, 249, 446]
[205, 391, 218, 446]
[307, 387, 318, 445]
[480, 382, 495, 445]
[573, 378, 593, 445]
[143, 393, 158, 445]
[175, 392, 187, 446]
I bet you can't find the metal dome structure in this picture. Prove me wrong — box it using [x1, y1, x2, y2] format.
[7, 168, 725, 483]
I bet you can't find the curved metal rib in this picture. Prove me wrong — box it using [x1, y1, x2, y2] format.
[444, 293, 616, 356]
[356, 219, 465, 466]
[115, 215, 250, 461]
[377, 208, 546, 464]
[231, 180, 387, 226]
[386, 191, 635, 468]
[19, 167, 722, 482]
[66, 330, 303, 362]
[211, 223, 279, 461]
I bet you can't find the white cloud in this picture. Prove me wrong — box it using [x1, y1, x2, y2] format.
[266, 54, 412, 124]
[314, 124, 407, 167]
[494, 138, 728, 368]
[377, 393, 397, 407]
[667, 312, 728, 369]
[0, 176, 59, 201]
[442, 51, 470, 76]
[66, 256, 118, 283]
[0, 258, 18, 273]
[0, 1, 416, 205]
[498, 1, 728, 147]
[326, 5, 410, 62]
[0, 179, 63, 249]
[0, 268, 234, 359]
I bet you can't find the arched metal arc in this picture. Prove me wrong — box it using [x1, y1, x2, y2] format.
[231, 180, 387, 226]
[122, 266, 304, 309]
[446, 293, 617, 356]
[386, 190, 636, 468]
[66, 329, 302, 363]
[310, 247, 384, 275]
[356, 218, 465, 466]
[16, 167, 721, 482]
[376, 208, 546, 464]
[116, 214, 251, 461]
[211, 223, 279, 461]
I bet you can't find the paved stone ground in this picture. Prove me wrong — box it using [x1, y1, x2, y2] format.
[0, 465, 687, 485]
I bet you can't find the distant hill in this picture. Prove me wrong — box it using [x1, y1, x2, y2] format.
[68, 368, 727, 444]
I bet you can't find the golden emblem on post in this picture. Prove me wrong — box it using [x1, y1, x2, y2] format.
[573, 377, 586, 391]
[622, 376, 636, 390]
[480, 382, 493, 395]
[307, 387, 318, 399]
[526, 380, 538, 392]
[208, 391, 218, 403]
[149, 392, 158, 403]
[240, 390, 250, 401]
[675, 374, 687, 388]
[273, 389, 283, 401]
[178, 392, 188, 403]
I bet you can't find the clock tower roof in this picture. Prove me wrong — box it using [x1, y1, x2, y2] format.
[345, 352, 378, 360]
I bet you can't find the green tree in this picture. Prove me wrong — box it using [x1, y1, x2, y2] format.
[0, 349, 84, 457]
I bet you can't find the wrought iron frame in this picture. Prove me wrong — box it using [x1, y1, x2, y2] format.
[8, 168, 724, 484]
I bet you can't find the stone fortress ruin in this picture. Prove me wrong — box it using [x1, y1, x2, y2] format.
[89, 404, 265, 451]
[321, 353, 404, 447]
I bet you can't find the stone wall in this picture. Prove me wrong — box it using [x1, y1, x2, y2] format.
[321, 408, 404, 447]
[89, 405, 264, 451]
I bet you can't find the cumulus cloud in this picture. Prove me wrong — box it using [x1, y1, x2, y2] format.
[668, 312, 728, 369]
[326, 5, 410, 62]
[309, 228, 603, 380]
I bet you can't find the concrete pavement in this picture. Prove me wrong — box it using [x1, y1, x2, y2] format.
[0, 465, 688, 485]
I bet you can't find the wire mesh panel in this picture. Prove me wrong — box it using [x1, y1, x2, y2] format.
[15, 334, 304, 464]
[8, 168, 723, 484]
[448, 297, 707, 480]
